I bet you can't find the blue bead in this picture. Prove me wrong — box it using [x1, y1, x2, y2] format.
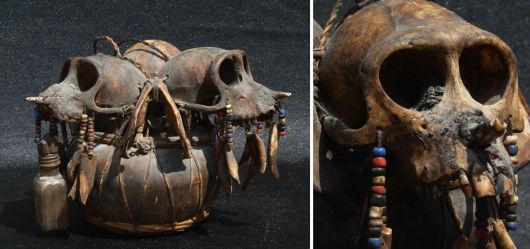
[506, 222, 517, 231]
[34, 111, 40, 119]
[257, 123, 263, 129]
[368, 238, 382, 249]
[279, 109, 286, 116]
[507, 145, 518, 156]
[372, 147, 386, 157]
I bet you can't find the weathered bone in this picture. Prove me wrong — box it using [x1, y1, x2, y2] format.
[268, 123, 280, 179]
[471, 172, 496, 198]
[492, 219, 516, 249]
[315, 0, 530, 247]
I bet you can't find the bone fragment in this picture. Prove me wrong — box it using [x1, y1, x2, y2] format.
[268, 123, 280, 180]
[225, 149, 240, 184]
[79, 153, 97, 205]
[26, 96, 45, 104]
[251, 134, 267, 175]
[492, 219, 516, 249]
[471, 172, 496, 198]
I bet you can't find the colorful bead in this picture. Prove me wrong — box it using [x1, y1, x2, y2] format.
[368, 227, 382, 237]
[506, 222, 517, 231]
[368, 218, 384, 227]
[257, 122, 263, 129]
[279, 131, 286, 137]
[371, 186, 386, 195]
[371, 167, 386, 176]
[372, 176, 385, 186]
[371, 157, 387, 168]
[372, 147, 386, 157]
[474, 227, 490, 241]
[507, 145, 518, 156]
[367, 238, 382, 249]
[504, 214, 516, 222]
[278, 108, 286, 116]
[369, 207, 384, 218]
[370, 194, 386, 207]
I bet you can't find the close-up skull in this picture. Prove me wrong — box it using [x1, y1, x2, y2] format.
[27, 37, 290, 234]
[314, 0, 530, 248]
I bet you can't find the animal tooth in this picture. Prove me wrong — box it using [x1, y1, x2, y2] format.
[492, 219, 516, 248]
[79, 152, 97, 205]
[225, 149, 240, 184]
[458, 170, 470, 186]
[491, 118, 507, 134]
[252, 134, 267, 175]
[503, 135, 518, 145]
[268, 123, 280, 179]
[68, 176, 78, 200]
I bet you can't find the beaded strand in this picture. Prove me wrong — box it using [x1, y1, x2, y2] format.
[225, 101, 234, 151]
[501, 116, 518, 231]
[474, 198, 491, 245]
[87, 115, 95, 159]
[77, 114, 88, 150]
[278, 107, 286, 137]
[367, 130, 387, 249]
[34, 110, 43, 143]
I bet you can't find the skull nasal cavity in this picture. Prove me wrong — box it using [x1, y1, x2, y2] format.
[219, 58, 237, 85]
[76, 61, 98, 92]
[379, 49, 446, 111]
[459, 45, 509, 105]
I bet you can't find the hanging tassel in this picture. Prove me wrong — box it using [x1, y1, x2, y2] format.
[501, 116, 518, 231]
[79, 114, 98, 205]
[34, 110, 43, 143]
[224, 101, 240, 184]
[268, 122, 279, 179]
[474, 198, 491, 246]
[367, 130, 388, 249]
[278, 106, 286, 137]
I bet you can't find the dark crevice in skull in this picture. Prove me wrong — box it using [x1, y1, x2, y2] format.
[76, 60, 98, 92]
[379, 49, 446, 111]
[219, 58, 237, 85]
[459, 45, 509, 105]
[59, 60, 70, 81]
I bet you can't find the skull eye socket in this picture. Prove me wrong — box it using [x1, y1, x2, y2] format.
[59, 60, 70, 81]
[379, 49, 446, 111]
[219, 58, 237, 85]
[76, 60, 98, 92]
[459, 45, 509, 105]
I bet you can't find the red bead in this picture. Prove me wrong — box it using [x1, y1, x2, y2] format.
[474, 228, 490, 241]
[257, 129, 263, 134]
[372, 157, 387, 168]
[371, 186, 386, 195]
[35, 125, 41, 129]
[279, 131, 286, 137]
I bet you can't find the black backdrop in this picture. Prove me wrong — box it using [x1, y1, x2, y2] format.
[314, 0, 530, 248]
[0, 1, 309, 248]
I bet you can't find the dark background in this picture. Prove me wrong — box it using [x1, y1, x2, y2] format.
[0, 0, 309, 248]
[314, 0, 530, 248]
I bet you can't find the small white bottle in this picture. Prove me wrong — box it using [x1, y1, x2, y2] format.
[33, 136, 69, 231]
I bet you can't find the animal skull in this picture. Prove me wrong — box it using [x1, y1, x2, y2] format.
[317, 0, 530, 192]
[158, 47, 290, 121]
[31, 54, 145, 122]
